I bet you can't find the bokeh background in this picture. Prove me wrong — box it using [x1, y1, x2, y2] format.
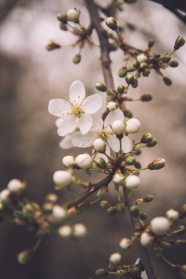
[0, 0, 186, 278]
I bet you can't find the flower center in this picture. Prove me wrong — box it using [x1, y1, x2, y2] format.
[97, 130, 108, 141]
[71, 105, 84, 118]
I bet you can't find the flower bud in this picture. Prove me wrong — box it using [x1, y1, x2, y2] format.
[96, 82, 107, 92]
[62, 155, 75, 167]
[119, 238, 132, 250]
[73, 54, 81, 64]
[112, 173, 124, 184]
[53, 170, 72, 187]
[107, 206, 117, 216]
[45, 40, 60, 51]
[100, 200, 110, 209]
[7, 179, 25, 193]
[140, 62, 149, 70]
[169, 60, 179, 67]
[93, 138, 106, 153]
[179, 204, 186, 219]
[140, 232, 154, 247]
[125, 73, 134, 84]
[95, 269, 108, 276]
[116, 202, 125, 214]
[126, 118, 141, 134]
[0, 189, 11, 203]
[166, 209, 179, 222]
[163, 76, 172, 86]
[57, 13, 67, 23]
[162, 55, 171, 63]
[174, 36, 185, 50]
[106, 17, 118, 30]
[67, 8, 80, 23]
[59, 22, 67, 31]
[130, 205, 139, 217]
[141, 94, 153, 101]
[112, 120, 125, 135]
[142, 69, 150, 77]
[58, 225, 72, 238]
[125, 175, 140, 191]
[136, 53, 148, 63]
[107, 101, 118, 111]
[148, 158, 165, 170]
[139, 212, 147, 220]
[72, 223, 87, 238]
[141, 132, 153, 143]
[125, 156, 136, 165]
[109, 253, 122, 264]
[96, 157, 107, 168]
[118, 67, 128, 78]
[117, 85, 125, 93]
[51, 205, 66, 223]
[143, 195, 154, 203]
[148, 39, 155, 48]
[45, 193, 58, 203]
[17, 250, 33, 264]
[146, 138, 158, 147]
[150, 216, 170, 235]
[75, 154, 92, 169]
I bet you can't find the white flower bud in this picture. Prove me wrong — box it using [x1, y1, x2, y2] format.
[109, 253, 122, 264]
[166, 209, 179, 222]
[125, 175, 140, 191]
[112, 120, 125, 135]
[62, 155, 75, 167]
[126, 118, 141, 134]
[67, 8, 80, 22]
[107, 101, 118, 111]
[53, 170, 72, 187]
[0, 189, 11, 203]
[72, 223, 87, 238]
[119, 238, 132, 250]
[75, 154, 92, 169]
[150, 217, 170, 236]
[140, 232, 154, 247]
[51, 205, 66, 223]
[93, 138, 106, 153]
[136, 53, 148, 63]
[58, 225, 72, 238]
[112, 173, 124, 184]
[7, 179, 25, 193]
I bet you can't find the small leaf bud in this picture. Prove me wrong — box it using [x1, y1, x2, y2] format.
[163, 76, 172, 86]
[148, 158, 165, 170]
[143, 195, 154, 202]
[174, 36, 185, 50]
[57, 13, 67, 23]
[142, 69, 150, 77]
[117, 85, 125, 93]
[107, 206, 117, 216]
[95, 269, 108, 276]
[107, 101, 118, 111]
[125, 175, 140, 191]
[125, 156, 136, 165]
[116, 202, 125, 214]
[17, 250, 33, 264]
[146, 138, 158, 147]
[179, 204, 186, 219]
[72, 223, 87, 238]
[62, 155, 75, 167]
[96, 157, 107, 169]
[166, 209, 179, 222]
[7, 179, 25, 193]
[119, 238, 132, 250]
[59, 22, 68, 31]
[73, 54, 81, 64]
[75, 154, 92, 169]
[141, 94, 153, 101]
[141, 132, 153, 143]
[134, 161, 141, 169]
[58, 225, 72, 238]
[125, 73, 134, 84]
[100, 200, 110, 209]
[131, 79, 138, 88]
[96, 82, 107, 92]
[109, 253, 122, 265]
[124, 110, 133, 118]
[162, 55, 171, 63]
[118, 66, 128, 78]
[140, 232, 154, 247]
[140, 62, 149, 69]
[45, 40, 60, 51]
[106, 17, 118, 30]
[168, 60, 179, 67]
[67, 8, 80, 23]
[112, 120, 125, 135]
[130, 205, 139, 217]
[126, 118, 141, 134]
[150, 216, 170, 235]
[148, 39, 155, 48]
[53, 170, 72, 188]
[136, 53, 148, 63]
[93, 138, 106, 153]
[112, 173, 125, 184]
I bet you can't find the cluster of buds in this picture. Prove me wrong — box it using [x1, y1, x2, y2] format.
[100, 200, 125, 216]
[58, 223, 87, 239]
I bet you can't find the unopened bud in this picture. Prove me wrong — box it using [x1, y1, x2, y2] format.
[112, 173, 124, 184]
[169, 60, 179, 67]
[162, 55, 171, 63]
[140, 232, 154, 247]
[7, 179, 25, 193]
[57, 13, 67, 23]
[146, 138, 158, 147]
[130, 205, 139, 217]
[132, 79, 138, 88]
[72, 223, 87, 238]
[95, 269, 108, 276]
[109, 253, 122, 264]
[95, 157, 107, 169]
[58, 225, 72, 238]
[139, 212, 147, 220]
[107, 101, 118, 111]
[179, 204, 186, 219]
[17, 250, 33, 264]
[141, 94, 153, 101]
[140, 62, 149, 69]
[118, 67, 128, 78]
[125, 175, 140, 191]
[143, 195, 154, 202]
[126, 118, 141, 134]
[96, 82, 107, 92]
[100, 200, 110, 209]
[117, 85, 125, 93]
[112, 120, 125, 136]
[0, 189, 11, 204]
[53, 170, 72, 188]
[59, 22, 67, 31]
[142, 69, 150, 77]
[119, 238, 132, 250]
[62, 155, 75, 167]
[125, 73, 134, 84]
[148, 158, 165, 170]
[148, 39, 155, 48]
[130, 265, 140, 277]
[67, 8, 80, 23]
[45, 40, 60, 51]
[136, 53, 148, 63]
[150, 216, 170, 235]
[163, 76, 172, 86]
[116, 202, 125, 214]
[125, 156, 136, 165]
[174, 36, 185, 50]
[141, 132, 153, 143]
[166, 209, 179, 222]
[93, 138, 106, 153]
[75, 154, 92, 169]
[73, 54, 81, 64]
[107, 206, 117, 216]
[106, 17, 118, 30]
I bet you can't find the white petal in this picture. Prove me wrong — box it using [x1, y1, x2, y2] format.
[57, 115, 78, 136]
[122, 136, 133, 153]
[104, 108, 124, 127]
[92, 114, 103, 132]
[48, 99, 71, 117]
[79, 114, 93, 134]
[108, 135, 120, 152]
[59, 135, 74, 149]
[55, 118, 63, 128]
[72, 131, 95, 147]
[69, 80, 86, 105]
[81, 94, 103, 114]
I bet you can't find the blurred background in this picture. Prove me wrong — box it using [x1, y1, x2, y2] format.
[0, 0, 186, 278]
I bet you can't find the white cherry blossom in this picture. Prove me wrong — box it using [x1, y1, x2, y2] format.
[48, 80, 103, 136]
[72, 108, 133, 153]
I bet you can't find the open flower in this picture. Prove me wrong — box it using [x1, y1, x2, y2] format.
[48, 80, 103, 136]
[72, 108, 133, 153]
